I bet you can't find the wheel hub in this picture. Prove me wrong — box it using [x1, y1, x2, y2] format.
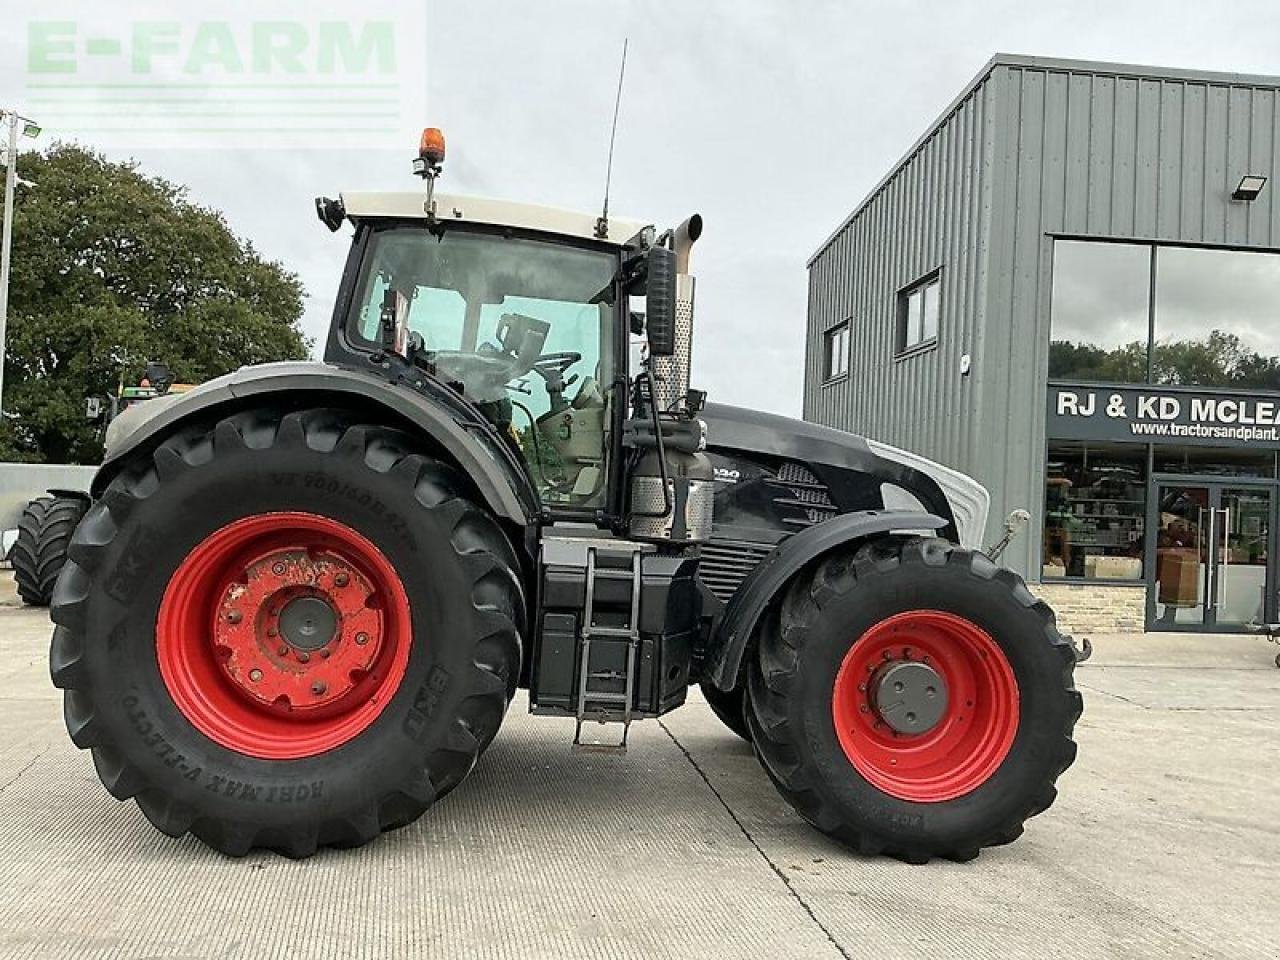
[831, 610, 1020, 803]
[871, 660, 948, 734]
[212, 545, 385, 714]
[278, 596, 338, 651]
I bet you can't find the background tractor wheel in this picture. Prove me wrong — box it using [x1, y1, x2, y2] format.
[10, 495, 88, 606]
[700, 682, 750, 742]
[50, 407, 524, 858]
[747, 536, 1081, 864]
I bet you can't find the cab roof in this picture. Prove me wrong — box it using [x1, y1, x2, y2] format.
[339, 191, 651, 246]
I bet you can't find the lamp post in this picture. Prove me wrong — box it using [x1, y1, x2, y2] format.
[0, 110, 41, 416]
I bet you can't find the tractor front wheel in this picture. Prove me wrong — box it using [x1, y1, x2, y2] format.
[50, 408, 524, 857]
[747, 536, 1081, 863]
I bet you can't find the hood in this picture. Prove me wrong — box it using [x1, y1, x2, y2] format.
[701, 403, 990, 550]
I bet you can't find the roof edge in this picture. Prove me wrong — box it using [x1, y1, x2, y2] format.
[806, 52, 1280, 267]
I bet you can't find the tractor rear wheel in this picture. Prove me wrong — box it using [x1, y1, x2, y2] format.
[50, 408, 524, 857]
[10, 495, 88, 606]
[746, 536, 1080, 863]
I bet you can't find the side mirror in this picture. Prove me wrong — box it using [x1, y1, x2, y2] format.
[646, 245, 678, 357]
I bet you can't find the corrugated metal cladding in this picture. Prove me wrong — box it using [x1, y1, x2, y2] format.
[805, 54, 1280, 579]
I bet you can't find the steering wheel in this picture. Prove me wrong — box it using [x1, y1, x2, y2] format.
[532, 351, 582, 382]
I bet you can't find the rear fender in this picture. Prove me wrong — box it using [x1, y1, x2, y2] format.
[702, 510, 948, 691]
[93, 361, 538, 526]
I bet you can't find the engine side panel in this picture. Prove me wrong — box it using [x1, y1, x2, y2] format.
[696, 404, 959, 618]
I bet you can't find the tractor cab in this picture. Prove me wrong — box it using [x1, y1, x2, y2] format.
[316, 128, 708, 536]
[329, 195, 635, 509]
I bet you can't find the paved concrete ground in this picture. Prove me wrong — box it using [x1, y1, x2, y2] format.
[1, 576, 1278, 960]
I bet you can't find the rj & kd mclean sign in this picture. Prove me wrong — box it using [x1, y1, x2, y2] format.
[1047, 384, 1280, 447]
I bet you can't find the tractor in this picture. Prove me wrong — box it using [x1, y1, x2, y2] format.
[48, 129, 1082, 863]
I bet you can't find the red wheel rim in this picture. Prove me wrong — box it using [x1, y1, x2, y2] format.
[831, 610, 1019, 802]
[156, 512, 412, 760]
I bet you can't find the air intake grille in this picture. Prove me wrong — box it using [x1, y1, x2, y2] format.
[699, 539, 773, 603]
[773, 462, 838, 526]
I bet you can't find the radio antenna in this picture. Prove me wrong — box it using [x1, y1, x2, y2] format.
[595, 38, 629, 239]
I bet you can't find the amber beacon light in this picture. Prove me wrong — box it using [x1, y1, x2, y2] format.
[418, 128, 446, 167]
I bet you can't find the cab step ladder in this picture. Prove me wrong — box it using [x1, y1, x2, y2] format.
[573, 543, 643, 754]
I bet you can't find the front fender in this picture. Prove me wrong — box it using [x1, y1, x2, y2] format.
[702, 510, 949, 691]
[95, 361, 537, 525]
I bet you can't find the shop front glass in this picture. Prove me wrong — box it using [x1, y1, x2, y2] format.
[1043, 443, 1146, 581]
[1050, 238, 1280, 390]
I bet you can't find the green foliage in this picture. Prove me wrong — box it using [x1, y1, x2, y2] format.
[0, 143, 309, 463]
[1050, 329, 1280, 390]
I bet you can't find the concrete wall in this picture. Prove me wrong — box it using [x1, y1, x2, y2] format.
[0, 463, 96, 531]
[805, 54, 1280, 581]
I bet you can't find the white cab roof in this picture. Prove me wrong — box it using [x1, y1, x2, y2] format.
[340, 191, 650, 246]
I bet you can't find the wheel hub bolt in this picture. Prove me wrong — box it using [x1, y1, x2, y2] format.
[356, 632, 369, 646]
[311, 680, 327, 696]
[334, 572, 350, 587]
[278, 645, 290, 656]
[272, 563, 286, 576]
[226, 610, 242, 624]
[297, 651, 310, 664]
[248, 668, 263, 682]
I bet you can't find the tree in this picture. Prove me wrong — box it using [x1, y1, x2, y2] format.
[1050, 329, 1280, 390]
[0, 144, 309, 464]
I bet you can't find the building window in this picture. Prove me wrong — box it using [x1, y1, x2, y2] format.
[1153, 246, 1280, 390]
[1049, 240, 1151, 383]
[897, 273, 940, 354]
[1043, 442, 1146, 581]
[824, 322, 850, 381]
[1049, 239, 1280, 389]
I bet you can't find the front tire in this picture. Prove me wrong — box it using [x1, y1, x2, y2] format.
[10, 495, 88, 606]
[50, 408, 524, 858]
[747, 536, 1081, 863]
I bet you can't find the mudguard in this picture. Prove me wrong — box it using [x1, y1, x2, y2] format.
[702, 509, 948, 691]
[95, 361, 537, 524]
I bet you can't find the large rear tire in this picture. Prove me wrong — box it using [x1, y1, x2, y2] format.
[50, 408, 524, 857]
[10, 495, 88, 606]
[747, 536, 1080, 863]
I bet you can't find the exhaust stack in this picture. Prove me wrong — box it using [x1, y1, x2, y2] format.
[651, 214, 702, 411]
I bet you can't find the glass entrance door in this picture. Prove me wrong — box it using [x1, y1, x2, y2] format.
[1151, 485, 1212, 628]
[1214, 488, 1271, 628]
[1149, 484, 1273, 631]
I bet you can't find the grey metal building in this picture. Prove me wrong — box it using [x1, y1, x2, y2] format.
[805, 54, 1280, 634]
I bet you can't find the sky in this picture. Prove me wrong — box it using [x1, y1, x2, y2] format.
[12, 0, 1280, 416]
